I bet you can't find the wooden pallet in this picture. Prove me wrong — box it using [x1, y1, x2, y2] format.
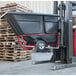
[0, 50, 31, 62]
[0, 3, 33, 62]
[0, 3, 32, 13]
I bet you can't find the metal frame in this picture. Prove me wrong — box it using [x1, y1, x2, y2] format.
[16, 32, 60, 50]
[54, 1, 74, 63]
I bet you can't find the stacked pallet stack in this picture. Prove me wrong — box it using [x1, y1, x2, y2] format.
[0, 3, 32, 61]
[0, 3, 32, 13]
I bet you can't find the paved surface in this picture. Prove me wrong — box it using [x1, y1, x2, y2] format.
[0, 60, 76, 75]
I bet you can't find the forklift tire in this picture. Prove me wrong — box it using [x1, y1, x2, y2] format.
[36, 40, 46, 52]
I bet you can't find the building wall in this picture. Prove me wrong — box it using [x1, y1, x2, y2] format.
[0, 1, 53, 14]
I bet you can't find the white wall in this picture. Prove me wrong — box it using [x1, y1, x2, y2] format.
[0, 1, 53, 14]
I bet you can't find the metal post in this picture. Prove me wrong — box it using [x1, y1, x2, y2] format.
[64, 2, 73, 63]
[52, 1, 59, 61]
[59, 1, 66, 63]
[53, 1, 58, 14]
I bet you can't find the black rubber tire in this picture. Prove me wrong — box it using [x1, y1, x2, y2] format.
[36, 40, 46, 52]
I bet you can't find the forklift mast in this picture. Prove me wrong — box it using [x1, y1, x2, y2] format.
[54, 1, 76, 63]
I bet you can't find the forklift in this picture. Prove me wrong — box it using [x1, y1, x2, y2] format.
[1, 1, 76, 70]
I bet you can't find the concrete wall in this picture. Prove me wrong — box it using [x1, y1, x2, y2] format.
[0, 1, 53, 14]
